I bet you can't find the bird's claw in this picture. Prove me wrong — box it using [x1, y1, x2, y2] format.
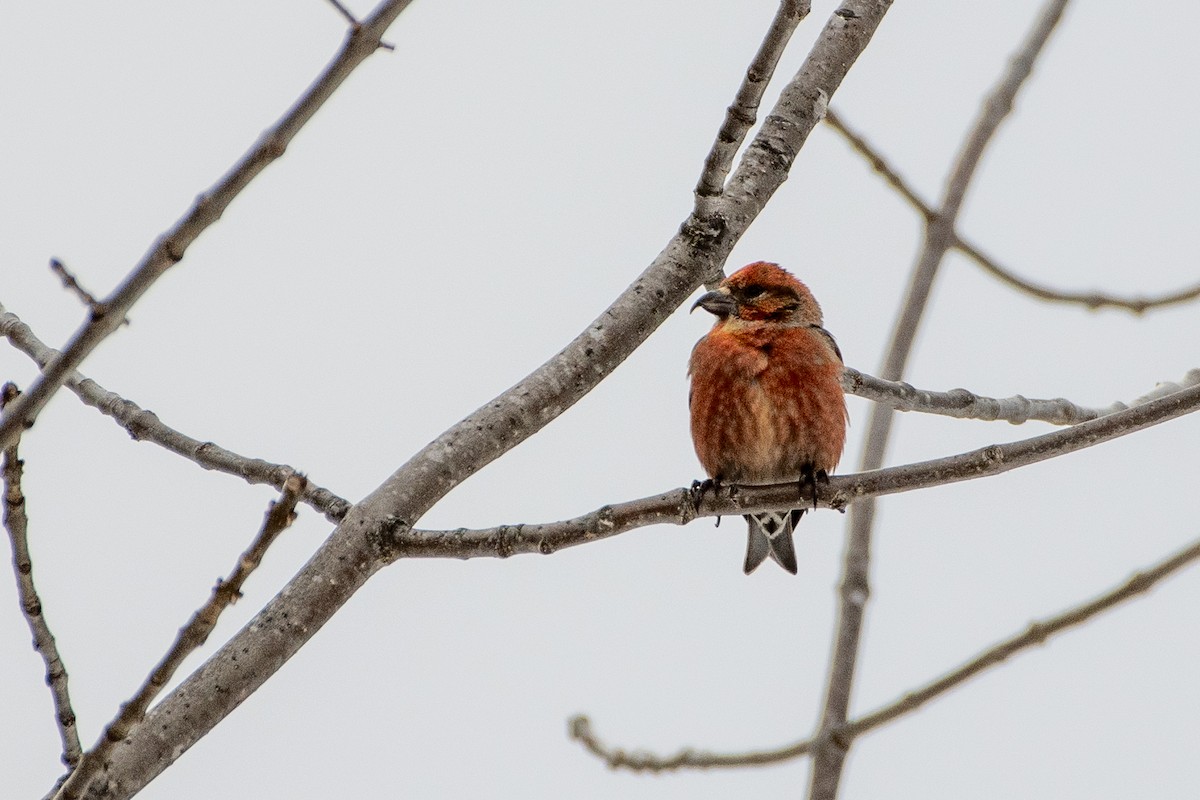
[690, 478, 725, 528]
[798, 465, 828, 511]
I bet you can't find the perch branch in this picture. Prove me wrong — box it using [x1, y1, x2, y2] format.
[4, 301, 1191, 540]
[385, 379, 1200, 560]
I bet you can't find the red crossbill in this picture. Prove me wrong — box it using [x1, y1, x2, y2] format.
[688, 262, 848, 574]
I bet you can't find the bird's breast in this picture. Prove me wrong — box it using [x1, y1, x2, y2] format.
[689, 328, 846, 484]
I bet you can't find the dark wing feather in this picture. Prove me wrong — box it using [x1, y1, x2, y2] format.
[811, 325, 843, 364]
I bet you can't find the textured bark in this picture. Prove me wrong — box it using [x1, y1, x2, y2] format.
[74, 4, 895, 798]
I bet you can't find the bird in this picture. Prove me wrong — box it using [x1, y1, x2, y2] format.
[688, 261, 848, 574]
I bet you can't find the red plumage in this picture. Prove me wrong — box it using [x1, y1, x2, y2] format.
[688, 262, 848, 574]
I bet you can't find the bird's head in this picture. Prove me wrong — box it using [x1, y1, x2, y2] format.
[691, 261, 823, 327]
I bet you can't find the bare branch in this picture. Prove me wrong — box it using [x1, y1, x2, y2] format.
[813, 3, 1073, 798]
[324, 0, 360, 27]
[7, 288, 1186, 511]
[1122, 370, 1200, 407]
[56, 475, 308, 800]
[387, 379, 1200, 560]
[0, 0, 416, 453]
[824, 108, 935, 221]
[48, 259, 128, 324]
[2, 383, 82, 770]
[694, 0, 810, 216]
[69, 7, 895, 798]
[568, 714, 811, 772]
[826, 109, 1200, 315]
[570, 533, 1200, 772]
[845, 535, 1200, 736]
[842, 367, 1200, 425]
[953, 236, 1200, 314]
[0, 303, 350, 523]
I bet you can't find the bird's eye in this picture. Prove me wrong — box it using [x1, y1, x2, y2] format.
[741, 285, 766, 299]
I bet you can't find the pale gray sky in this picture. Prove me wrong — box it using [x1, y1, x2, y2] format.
[3, 2, 1198, 798]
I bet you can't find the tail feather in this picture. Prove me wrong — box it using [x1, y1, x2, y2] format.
[743, 509, 803, 574]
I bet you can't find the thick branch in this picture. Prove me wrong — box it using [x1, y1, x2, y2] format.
[0, 303, 349, 522]
[812, 4, 1072, 798]
[386, 380, 1200, 559]
[0, 1, 415, 453]
[570, 532, 1200, 772]
[70, 5, 894, 799]
[3, 384, 82, 770]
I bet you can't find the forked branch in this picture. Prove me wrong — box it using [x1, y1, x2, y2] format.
[383, 380, 1200, 560]
[812, 3, 1074, 797]
[570, 532, 1200, 772]
[0, 0, 418, 453]
[63, 6, 896, 799]
[825, 110, 1200, 315]
[55, 475, 307, 800]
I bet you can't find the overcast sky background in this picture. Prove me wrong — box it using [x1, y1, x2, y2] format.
[3, 2, 1199, 798]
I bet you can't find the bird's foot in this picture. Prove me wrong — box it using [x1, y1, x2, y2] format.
[798, 465, 828, 511]
[690, 478, 725, 527]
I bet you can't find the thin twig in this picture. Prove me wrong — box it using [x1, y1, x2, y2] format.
[2, 383, 82, 769]
[55, 474, 308, 800]
[325, 0, 360, 26]
[48, 259, 126, 324]
[0, 0, 416, 454]
[824, 108, 935, 221]
[384, 379, 1200, 560]
[953, 235, 1200, 314]
[569, 533, 1200, 772]
[841, 367, 1200, 425]
[568, 714, 810, 772]
[694, 0, 810, 216]
[811, 4, 1072, 798]
[825, 110, 1200, 315]
[0, 303, 350, 523]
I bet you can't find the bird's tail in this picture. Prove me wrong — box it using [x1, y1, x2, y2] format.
[743, 510, 803, 574]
